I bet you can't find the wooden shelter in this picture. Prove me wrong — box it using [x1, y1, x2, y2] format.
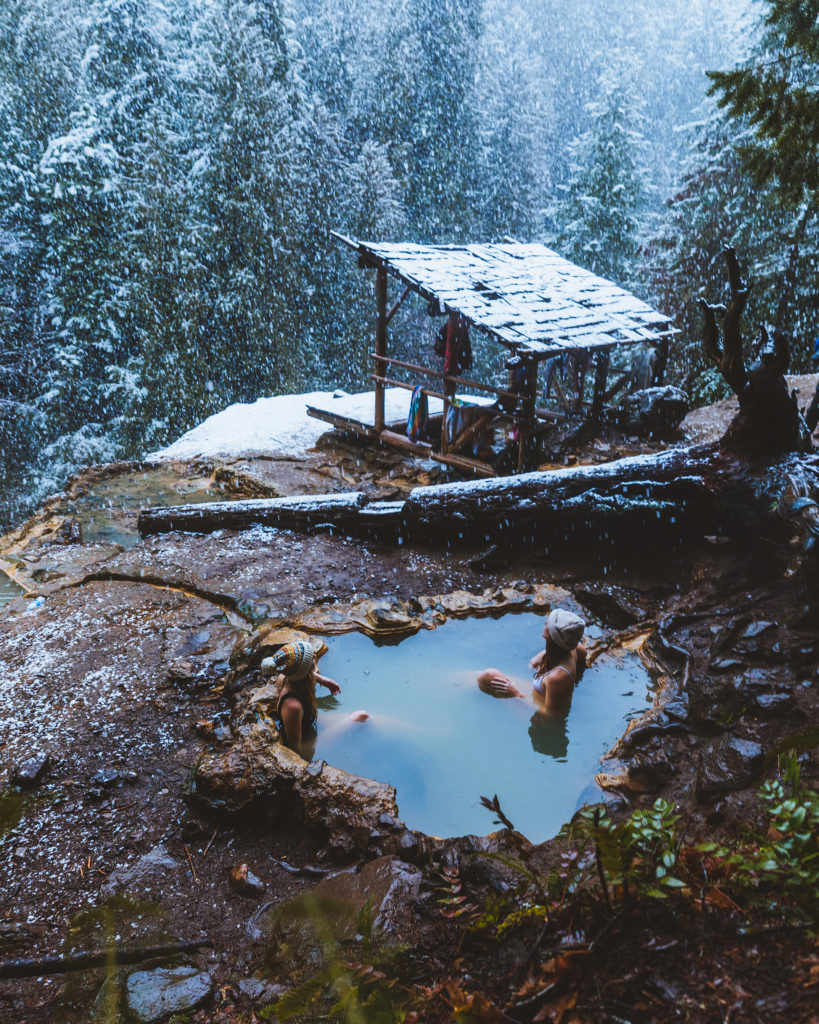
[307, 236, 678, 476]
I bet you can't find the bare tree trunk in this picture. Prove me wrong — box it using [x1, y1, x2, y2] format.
[699, 247, 807, 454]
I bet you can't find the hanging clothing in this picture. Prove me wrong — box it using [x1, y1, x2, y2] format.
[406, 385, 429, 443]
[542, 354, 565, 401]
[445, 397, 486, 456]
[435, 314, 473, 375]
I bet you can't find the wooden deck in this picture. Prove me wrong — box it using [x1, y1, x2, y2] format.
[306, 388, 498, 474]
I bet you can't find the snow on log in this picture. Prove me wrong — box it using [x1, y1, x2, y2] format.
[138, 491, 371, 537]
[402, 445, 720, 535]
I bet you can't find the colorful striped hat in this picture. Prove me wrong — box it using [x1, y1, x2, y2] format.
[268, 640, 315, 680]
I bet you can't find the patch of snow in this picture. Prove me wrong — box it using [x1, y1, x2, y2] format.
[148, 387, 494, 462]
[146, 390, 361, 461]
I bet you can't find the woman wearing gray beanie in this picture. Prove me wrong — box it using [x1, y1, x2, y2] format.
[529, 609, 587, 711]
[478, 608, 586, 713]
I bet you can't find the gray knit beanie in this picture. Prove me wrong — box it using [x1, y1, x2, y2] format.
[547, 609, 585, 650]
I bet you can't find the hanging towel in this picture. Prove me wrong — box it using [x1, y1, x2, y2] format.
[407, 385, 428, 442]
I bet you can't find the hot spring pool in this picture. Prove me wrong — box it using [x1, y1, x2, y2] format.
[310, 612, 652, 842]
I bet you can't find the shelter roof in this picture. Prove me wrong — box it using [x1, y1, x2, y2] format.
[335, 235, 676, 359]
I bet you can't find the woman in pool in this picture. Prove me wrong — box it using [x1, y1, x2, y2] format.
[262, 640, 341, 753]
[477, 608, 586, 713]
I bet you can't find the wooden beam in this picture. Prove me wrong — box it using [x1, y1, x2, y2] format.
[604, 370, 630, 403]
[369, 352, 521, 402]
[430, 451, 496, 477]
[385, 285, 412, 326]
[450, 412, 494, 456]
[369, 375, 519, 424]
[374, 267, 388, 433]
[441, 313, 457, 455]
[592, 349, 611, 419]
[517, 357, 539, 473]
[305, 405, 376, 438]
[379, 429, 433, 455]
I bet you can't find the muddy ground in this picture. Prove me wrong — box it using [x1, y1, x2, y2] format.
[0, 404, 818, 1024]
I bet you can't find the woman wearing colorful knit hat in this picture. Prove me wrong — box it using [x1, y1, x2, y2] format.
[477, 608, 587, 713]
[261, 640, 340, 752]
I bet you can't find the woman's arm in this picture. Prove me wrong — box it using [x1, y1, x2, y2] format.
[530, 648, 547, 673]
[315, 672, 341, 695]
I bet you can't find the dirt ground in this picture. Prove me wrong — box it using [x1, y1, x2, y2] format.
[1, 402, 818, 1024]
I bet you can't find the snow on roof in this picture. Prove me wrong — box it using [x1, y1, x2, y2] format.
[337, 237, 675, 358]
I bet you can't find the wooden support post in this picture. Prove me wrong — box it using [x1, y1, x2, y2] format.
[374, 267, 388, 433]
[653, 337, 670, 386]
[517, 357, 538, 472]
[386, 285, 411, 326]
[440, 312, 457, 455]
[592, 349, 611, 419]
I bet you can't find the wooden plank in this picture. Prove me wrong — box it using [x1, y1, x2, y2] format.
[305, 406, 376, 438]
[450, 411, 494, 456]
[592, 349, 611, 418]
[375, 267, 387, 433]
[385, 285, 412, 326]
[430, 451, 496, 477]
[370, 374, 446, 402]
[379, 429, 433, 455]
[370, 353, 522, 403]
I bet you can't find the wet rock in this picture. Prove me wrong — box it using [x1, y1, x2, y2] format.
[126, 965, 212, 1023]
[166, 658, 196, 685]
[754, 692, 797, 715]
[736, 668, 788, 694]
[230, 863, 266, 897]
[741, 620, 776, 640]
[789, 643, 819, 667]
[573, 584, 648, 628]
[710, 657, 744, 672]
[56, 517, 83, 544]
[92, 768, 120, 788]
[264, 857, 423, 980]
[709, 623, 737, 656]
[190, 726, 398, 857]
[11, 753, 51, 788]
[625, 760, 674, 793]
[620, 386, 689, 436]
[697, 736, 765, 799]
[101, 844, 179, 898]
[237, 977, 286, 1004]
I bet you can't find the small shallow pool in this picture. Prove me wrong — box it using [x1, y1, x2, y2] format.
[0, 570, 24, 610]
[311, 612, 652, 842]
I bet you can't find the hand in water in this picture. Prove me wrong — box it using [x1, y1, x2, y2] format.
[477, 669, 525, 699]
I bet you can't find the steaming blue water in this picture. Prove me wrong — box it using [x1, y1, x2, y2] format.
[312, 612, 652, 842]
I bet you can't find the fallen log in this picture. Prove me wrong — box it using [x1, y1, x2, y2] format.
[136, 251, 819, 556]
[138, 491, 370, 537]
[0, 939, 213, 979]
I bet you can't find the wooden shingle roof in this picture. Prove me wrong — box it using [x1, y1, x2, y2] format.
[336, 236, 676, 360]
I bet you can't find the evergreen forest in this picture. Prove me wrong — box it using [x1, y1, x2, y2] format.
[1, 0, 817, 526]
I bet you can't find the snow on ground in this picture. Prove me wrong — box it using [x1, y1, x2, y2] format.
[147, 390, 341, 461]
[149, 387, 495, 462]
